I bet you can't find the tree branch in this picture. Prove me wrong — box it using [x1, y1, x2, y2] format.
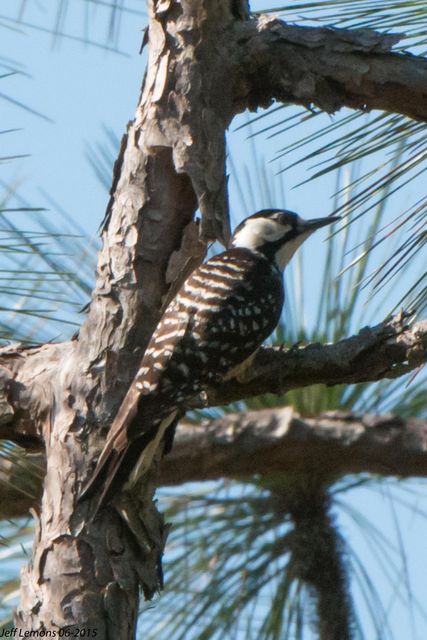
[2, 407, 427, 519]
[3, 1, 427, 630]
[161, 408, 427, 484]
[234, 16, 427, 122]
[202, 314, 427, 407]
[2, 314, 423, 519]
[1, 315, 425, 444]
[4, 16, 427, 454]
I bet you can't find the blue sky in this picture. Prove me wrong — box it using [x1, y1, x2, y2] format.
[1, 1, 427, 637]
[2, 0, 424, 336]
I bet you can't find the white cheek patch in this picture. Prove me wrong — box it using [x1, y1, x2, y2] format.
[232, 219, 290, 251]
[275, 232, 309, 269]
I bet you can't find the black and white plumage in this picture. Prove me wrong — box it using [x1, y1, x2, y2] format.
[80, 209, 338, 511]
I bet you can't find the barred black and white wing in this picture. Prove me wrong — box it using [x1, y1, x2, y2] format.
[79, 247, 284, 510]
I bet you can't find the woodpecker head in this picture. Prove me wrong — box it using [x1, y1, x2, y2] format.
[231, 208, 340, 271]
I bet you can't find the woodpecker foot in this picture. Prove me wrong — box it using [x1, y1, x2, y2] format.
[288, 341, 302, 354]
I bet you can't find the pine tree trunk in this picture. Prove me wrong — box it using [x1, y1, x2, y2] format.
[15, 0, 237, 631]
[8, 0, 427, 634]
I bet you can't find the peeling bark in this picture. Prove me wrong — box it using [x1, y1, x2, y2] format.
[13, 0, 225, 632]
[0, 0, 426, 634]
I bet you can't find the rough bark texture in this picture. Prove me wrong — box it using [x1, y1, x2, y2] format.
[2, 316, 425, 447]
[235, 17, 427, 122]
[162, 409, 427, 485]
[0, 0, 426, 635]
[3, 409, 427, 520]
[12, 0, 224, 633]
[202, 314, 427, 406]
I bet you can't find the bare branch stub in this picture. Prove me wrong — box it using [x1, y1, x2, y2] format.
[0, 343, 68, 448]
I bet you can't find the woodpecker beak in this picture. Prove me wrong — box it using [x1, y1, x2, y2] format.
[298, 215, 341, 233]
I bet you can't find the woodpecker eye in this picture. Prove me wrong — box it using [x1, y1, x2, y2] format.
[256, 218, 291, 241]
[278, 214, 290, 226]
[273, 211, 299, 228]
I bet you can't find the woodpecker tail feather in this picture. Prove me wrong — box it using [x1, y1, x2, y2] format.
[79, 439, 149, 518]
[86, 449, 125, 519]
[78, 385, 142, 508]
[78, 410, 181, 518]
